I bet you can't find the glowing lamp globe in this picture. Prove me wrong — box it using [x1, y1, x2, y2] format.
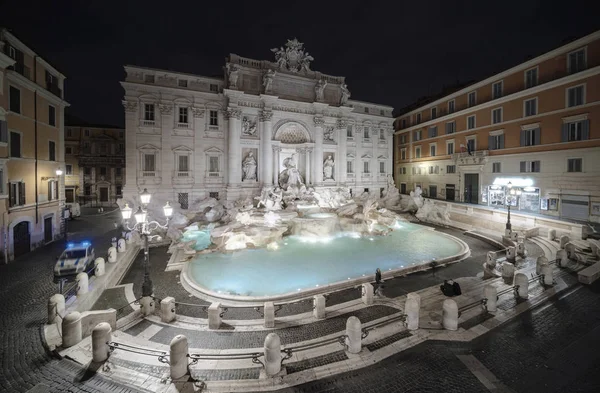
[134, 207, 147, 224]
[55, 169, 63, 176]
[140, 188, 151, 205]
[163, 201, 173, 218]
[121, 203, 132, 220]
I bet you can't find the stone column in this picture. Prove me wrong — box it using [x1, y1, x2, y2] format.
[226, 108, 242, 198]
[159, 103, 174, 189]
[192, 107, 205, 192]
[304, 148, 311, 185]
[313, 294, 326, 319]
[405, 293, 420, 331]
[161, 296, 176, 323]
[272, 147, 281, 186]
[260, 110, 273, 186]
[386, 127, 393, 175]
[337, 119, 348, 185]
[264, 301, 275, 328]
[122, 100, 139, 199]
[313, 117, 324, 186]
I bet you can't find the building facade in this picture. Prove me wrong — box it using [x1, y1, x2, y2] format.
[64, 124, 125, 206]
[122, 39, 394, 207]
[0, 29, 68, 262]
[394, 30, 600, 223]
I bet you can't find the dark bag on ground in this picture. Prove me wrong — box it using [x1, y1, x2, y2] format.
[452, 281, 462, 296]
[440, 281, 455, 297]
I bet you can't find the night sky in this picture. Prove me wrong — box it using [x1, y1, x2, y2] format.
[1, 0, 597, 127]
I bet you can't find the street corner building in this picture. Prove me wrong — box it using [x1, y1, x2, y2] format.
[121, 38, 394, 209]
[0, 29, 69, 262]
[394, 30, 600, 224]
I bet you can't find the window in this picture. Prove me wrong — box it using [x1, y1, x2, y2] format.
[178, 107, 189, 124]
[379, 129, 385, 140]
[364, 107, 369, 114]
[446, 165, 456, 174]
[49, 141, 56, 161]
[521, 128, 540, 146]
[144, 104, 155, 121]
[144, 74, 155, 83]
[118, 143, 124, 153]
[100, 167, 107, 176]
[428, 126, 437, 138]
[468, 91, 477, 107]
[379, 162, 385, 173]
[47, 180, 58, 201]
[178, 193, 189, 209]
[415, 146, 421, 158]
[563, 120, 589, 142]
[119, 130, 124, 139]
[429, 185, 437, 198]
[347, 125, 353, 138]
[466, 138, 476, 153]
[84, 129, 90, 137]
[48, 105, 56, 127]
[9, 182, 26, 207]
[492, 108, 502, 124]
[568, 48, 586, 74]
[99, 143, 107, 154]
[413, 129, 422, 141]
[10, 131, 21, 157]
[0, 121, 7, 144]
[347, 161, 353, 173]
[445, 121, 455, 134]
[448, 100, 455, 114]
[520, 160, 541, 173]
[400, 134, 406, 144]
[364, 127, 370, 139]
[567, 158, 582, 172]
[447, 142, 454, 155]
[525, 67, 538, 88]
[178, 155, 189, 172]
[0, 168, 3, 195]
[84, 167, 91, 175]
[567, 85, 584, 107]
[116, 167, 122, 176]
[178, 79, 188, 87]
[8, 46, 16, 59]
[144, 154, 156, 171]
[400, 148, 406, 160]
[401, 119, 406, 129]
[209, 110, 218, 126]
[363, 161, 370, 173]
[84, 185, 91, 195]
[209, 156, 219, 173]
[416, 113, 421, 123]
[524, 98, 537, 117]
[430, 145, 436, 157]
[492, 81, 503, 99]
[210, 84, 219, 92]
[9, 86, 21, 113]
[65, 146, 72, 155]
[429, 166, 434, 174]
[116, 185, 122, 196]
[66, 129, 72, 137]
[431, 107, 437, 119]
[489, 134, 505, 150]
[467, 115, 476, 130]
[209, 191, 219, 199]
[492, 162, 501, 173]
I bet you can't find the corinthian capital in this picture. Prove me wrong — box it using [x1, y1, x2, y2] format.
[259, 110, 273, 122]
[122, 100, 138, 112]
[158, 103, 173, 115]
[313, 116, 325, 127]
[336, 118, 349, 129]
[226, 108, 242, 119]
[192, 107, 205, 118]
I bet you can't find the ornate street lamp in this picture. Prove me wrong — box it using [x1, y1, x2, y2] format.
[120, 190, 172, 297]
[506, 181, 513, 233]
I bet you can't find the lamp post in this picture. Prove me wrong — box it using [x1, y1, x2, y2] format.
[120, 188, 172, 297]
[505, 181, 522, 235]
[55, 168, 67, 242]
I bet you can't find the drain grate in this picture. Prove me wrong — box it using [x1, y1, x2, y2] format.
[285, 350, 349, 374]
[365, 330, 412, 351]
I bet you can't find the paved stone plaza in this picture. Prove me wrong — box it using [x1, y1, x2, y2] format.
[1, 211, 600, 392]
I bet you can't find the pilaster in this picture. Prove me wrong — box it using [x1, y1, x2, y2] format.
[159, 103, 173, 188]
[337, 119, 348, 185]
[260, 110, 273, 186]
[313, 116, 324, 186]
[226, 108, 242, 200]
[122, 100, 139, 199]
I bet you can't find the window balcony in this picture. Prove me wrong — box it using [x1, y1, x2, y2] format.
[208, 172, 220, 177]
[176, 171, 190, 177]
[347, 172, 355, 178]
[47, 82, 62, 98]
[173, 171, 193, 184]
[10, 63, 31, 80]
[177, 122, 190, 129]
[141, 171, 156, 177]
[142, 120, 155, 127]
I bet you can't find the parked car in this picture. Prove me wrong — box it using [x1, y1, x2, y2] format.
[54, 242, 95, 277]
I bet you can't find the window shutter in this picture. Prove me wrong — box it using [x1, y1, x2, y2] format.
[8, 184, 13, 207]
[561, 123, 569, 142]
[499, 134, 505, 149]
[520, 130, 526, 146]
[520, 161, 526, 172]
[582, 120, 590, 140]
[488, 136, 495, 150]
[534, 128, 541, 145]
[48, 182, 52, 200]
[19, 182, 25, 205]
[435, 166, 439, 174]
[0, 120, 7, 143]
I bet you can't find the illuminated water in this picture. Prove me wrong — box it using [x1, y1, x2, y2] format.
[187, 222, 464, 297]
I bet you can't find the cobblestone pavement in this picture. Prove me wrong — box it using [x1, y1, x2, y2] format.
[0, 210, 144, 393]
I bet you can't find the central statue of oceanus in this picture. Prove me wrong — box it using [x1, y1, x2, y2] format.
[278, 153, 305, 190]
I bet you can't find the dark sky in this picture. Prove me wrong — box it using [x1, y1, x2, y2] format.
[1, 0, 598, 126]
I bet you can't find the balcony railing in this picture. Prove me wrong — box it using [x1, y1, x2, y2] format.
[451, 150, 489, 161]
[176, 171, 190, 177]
[142, 171, 156, 177]
[208, 172, 220, 177]
[347, 172, 354, 178]
[47, 82, 62, 98]
[176, 122, 190, 129]
[11, 63, 31, 79]
[142, 120, 155, 127]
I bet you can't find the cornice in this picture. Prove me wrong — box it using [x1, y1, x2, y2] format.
[120, 81, 224, 101]
[6, 71, 70, 107]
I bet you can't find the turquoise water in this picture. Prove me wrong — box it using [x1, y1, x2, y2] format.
[188, 222, 463, 297]
[181, 228, 212, 251]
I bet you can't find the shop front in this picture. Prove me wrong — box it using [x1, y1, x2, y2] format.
[484, 178, 541, 213]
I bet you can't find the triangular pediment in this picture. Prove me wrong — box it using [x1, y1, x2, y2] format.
[346, 152, 355, 158]
[378, 155, 388, 160]
[361, 153, 372, 159]
[138, 143, 160, 151]
[204, 146, 224, 154]
[173, 145, 193, 152]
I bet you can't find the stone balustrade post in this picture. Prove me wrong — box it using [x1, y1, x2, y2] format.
[107, 246, 117, 263]
[361, 283, 374, 305]
[345, 316, 362, 354]
[76, 273, 88, 296]
[208, 302, 222, 329]
[117, 238, 126, 253]
[541, 265, 553, 286]
[405, 293, 420, 331]
[111, 237, 117, 248]
[483, 285, 497, 312]
[48, 294, 65, 324]
[548, 229, 556, 241]
[536, 256, 548, 275]
[556, 249, 568, 267]
[125, 232, 133, 244]
[170, 335, 189, 380]
[560, 235, 570, 249]
[501, 262, 515, 279]
[140, 296, 155, 317]
[264, 302, 275, 328]
[510, 232, 518, 242]
[565, 243, 576, 260]
[514, 272, 529, 299]
[94, 257, 105, 276]
[92, 322, 112, 362]
[486, 251, 497, 268]
[313, 295, 326, 319]
[264, 333, 282, 377]
[161, 297, 176, 323]
[506, 246, 516, 263]
[62, 311, 82, 348]
[517, 241, 526, 257]
[442, 299, 458, 331]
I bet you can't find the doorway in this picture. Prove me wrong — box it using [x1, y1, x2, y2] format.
[400, 183, 407, 194]
[65, 188, 74, 203]
[13, 221, 31, 258]
[44, 216, 53, 243]
[446, 184, 455, 201]
[464, 174, 479, 204]
[99, 187, 109, 203]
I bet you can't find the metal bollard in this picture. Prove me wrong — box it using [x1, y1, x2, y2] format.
[140, 296, 155, 317]
[345, 316, 362, 354]
[483, 285, 497, 313]
[313, 295, 326, 319]
[107, 246, 117, 263]
[48, 294, 65, 324]
[161, 297, 176, 323]
[264, 333, 282, 377]
[94, 257, 106, 276]
[170, 335, 189, 380]
[514, 273, 529, 299]
[62, 311, 82, 348]
[405, 293, 420, 330]
[264, 302, 275, 328]
[76, 273, 88, 295]
[92, 322, 112, 362]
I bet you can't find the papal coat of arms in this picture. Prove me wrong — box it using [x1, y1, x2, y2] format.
[271, 38, 314, 73]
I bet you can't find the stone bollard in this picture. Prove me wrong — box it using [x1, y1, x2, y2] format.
[264, 302, 275, 328]
[506, 246, 516, 263]
[117, 238, 126, 253]
[313, 295, 326, 319]
[92, 322, 112, 363]
[517, 241, 526, 257]
[76, 273, 88, 296]
[94, 257, 106, 277]
[208, 302, 222, 329]
[111, 237, 117, 248]
[565, 243, 576, 260]
[161, 297, 176, 323]
[125, 232, 133, 244]
[556, 249, 568, 267]
[483, 285, 497, 313]
[536, 256, 549, 275]
[541, 265, 553, 286]
[48, 294, 65, 324]
[361, 283, 374, 305]
[548, 229, 556, 241]
[510, 231, 519, 242]
[140, 296, 155, 317]
[514, 272, 529, 299]
[62, 311, 82, 348]
[501, 262, 515, 279]
[486, 251, 497, 268]
[264, 333, 282, 377]
[170, 335, 189, 380]
[345, 316, 362, 354]
[560, 235, 570, 249]
[405, 293, 420, 331]
[107, 246, 117, 263]
[442, 299, 458, 331]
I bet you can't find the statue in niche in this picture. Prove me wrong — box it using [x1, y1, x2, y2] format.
[323, 155, 335, 180]
[226, 64, 239, 89]
[315, 79, 327, 102]
[262, 69, 275, 94]
[340, 83, 351, 105]
[278, 153, 305, 190]
[242, 152, 257, 181]
[242, 116, 257, 136]
[323, 126, 334, 142]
